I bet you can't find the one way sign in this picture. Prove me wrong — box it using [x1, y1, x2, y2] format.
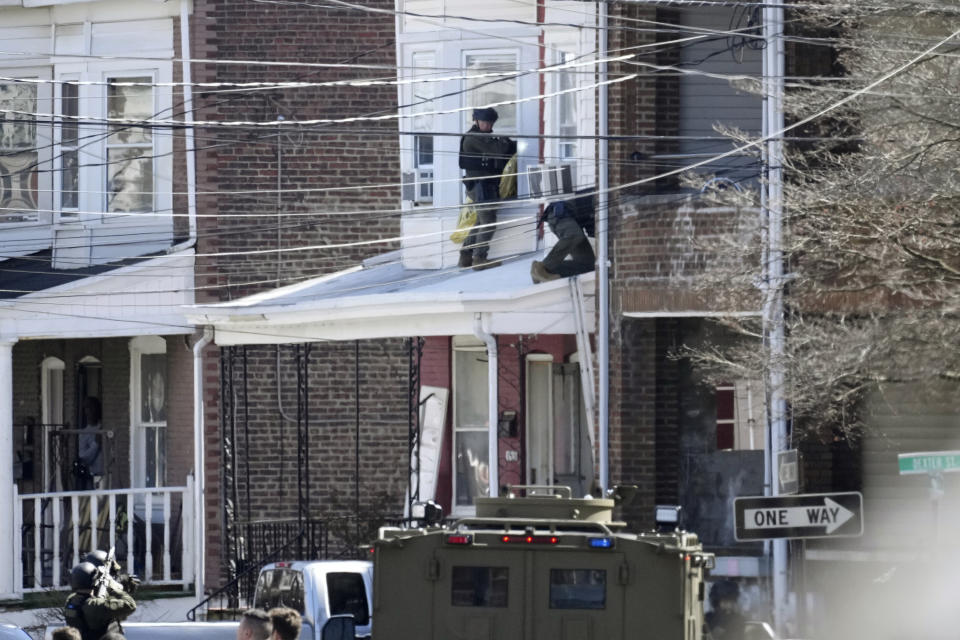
[734, 492, 863, 541]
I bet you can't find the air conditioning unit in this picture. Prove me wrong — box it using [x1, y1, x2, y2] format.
[527, 164, 573, 199]
[402, 169, 434, 204]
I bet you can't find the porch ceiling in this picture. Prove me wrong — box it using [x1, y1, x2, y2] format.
[188, 251, 596, 345]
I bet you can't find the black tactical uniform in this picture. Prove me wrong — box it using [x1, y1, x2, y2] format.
[64, 562, 137, 640]
[458, 107, 517, 269]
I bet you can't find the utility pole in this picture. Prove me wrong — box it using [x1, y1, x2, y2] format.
[762, 3, 789, 633]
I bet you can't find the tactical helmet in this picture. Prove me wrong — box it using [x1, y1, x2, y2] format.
[472, 107, 498, 123]
[85, 549, 109, 567]
[70, 562, 97, 591]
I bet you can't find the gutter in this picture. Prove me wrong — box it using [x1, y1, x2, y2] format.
[192, 327, 213, 600]
[472, 313, 499, 498]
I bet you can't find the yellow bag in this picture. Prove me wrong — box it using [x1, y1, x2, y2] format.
[450, 196, 478, 244]
[499, 154, 518, 200]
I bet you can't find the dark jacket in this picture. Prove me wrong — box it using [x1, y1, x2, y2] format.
[459, 125, 516, 190]
[65, 587, 137, 640]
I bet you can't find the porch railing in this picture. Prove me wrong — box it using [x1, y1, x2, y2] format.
[13, 479, 194, 595]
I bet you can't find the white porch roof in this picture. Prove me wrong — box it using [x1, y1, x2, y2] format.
[0, 249, 195, 341]
[188, 251, 595, 345]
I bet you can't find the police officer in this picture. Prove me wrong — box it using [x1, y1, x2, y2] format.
[458, 107, 517, 270]
[64, 561, 136, 640]
[531, 192, 596, 284]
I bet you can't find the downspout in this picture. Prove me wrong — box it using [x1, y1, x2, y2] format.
[472, 313, 499, 498]
[597, 0, 610, 493]
[192, 327, 213, 600]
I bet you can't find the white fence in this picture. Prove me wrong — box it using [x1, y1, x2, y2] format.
[13, 479, 194, 596]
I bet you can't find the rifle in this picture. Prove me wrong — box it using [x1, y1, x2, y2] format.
[93, 547, 116, 599]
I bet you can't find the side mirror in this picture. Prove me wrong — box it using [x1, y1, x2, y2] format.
[321, 615, 356, 640]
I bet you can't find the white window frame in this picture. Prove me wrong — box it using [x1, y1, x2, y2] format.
[408, 50, 437, 206]
[102, 69, 157, 216]
[0, 66, 54, 227]
[41, 357, 65, 492]
[525, 354, 554, 489]
[461, 48, 521, 136]
[129, 335, 167, 488]
[54, 73, 81, 220]
[53, 61, 173, 224]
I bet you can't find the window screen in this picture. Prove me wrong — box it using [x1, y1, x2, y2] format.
[326, 572, 370, 625]
[451, 567, 508, 607]
[549, 569, 606, 610]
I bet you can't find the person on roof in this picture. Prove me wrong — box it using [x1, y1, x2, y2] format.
[458, 107, 517, 271]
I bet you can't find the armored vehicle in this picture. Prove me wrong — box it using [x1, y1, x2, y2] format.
[372, 486, 714, 640]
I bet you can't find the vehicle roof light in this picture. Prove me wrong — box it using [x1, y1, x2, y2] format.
[501, 535, 559, 545]
[588, 537, 614, 549]
[446, 534, 473, 545]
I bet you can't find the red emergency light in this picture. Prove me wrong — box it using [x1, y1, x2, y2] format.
[500, 535, 559, 545]
[446, 534, 473, 545]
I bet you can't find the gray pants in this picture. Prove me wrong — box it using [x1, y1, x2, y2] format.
[543, 213, 595, 277]
[462, 181, 499, 260]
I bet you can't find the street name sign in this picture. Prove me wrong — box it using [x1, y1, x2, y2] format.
[897, 451, 960, 475]
[734, 492, 863, 541]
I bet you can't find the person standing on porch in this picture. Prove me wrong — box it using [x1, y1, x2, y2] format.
[76, 397, 104, 489]
[458, 107, 516, 271]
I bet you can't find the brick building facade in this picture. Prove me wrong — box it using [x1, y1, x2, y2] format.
[189, 0, 408, 586]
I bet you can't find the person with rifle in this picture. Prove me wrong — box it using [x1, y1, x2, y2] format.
[64, 549, 136, 640]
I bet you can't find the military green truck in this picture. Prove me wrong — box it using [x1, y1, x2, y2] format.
[371, 486, 715, 640]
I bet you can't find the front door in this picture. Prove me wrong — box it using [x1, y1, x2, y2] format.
[526, 358, 593, 497]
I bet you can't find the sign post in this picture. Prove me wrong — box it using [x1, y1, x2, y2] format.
[734, 492, 863, 541]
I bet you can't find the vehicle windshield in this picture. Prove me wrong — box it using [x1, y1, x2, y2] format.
[254, 568, 306, 614]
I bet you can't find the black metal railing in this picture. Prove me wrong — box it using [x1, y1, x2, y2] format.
[187, 514, 406, 622]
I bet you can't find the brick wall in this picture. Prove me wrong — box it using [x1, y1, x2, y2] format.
[189, 0, 403, 587]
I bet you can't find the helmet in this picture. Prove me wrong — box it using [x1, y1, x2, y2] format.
[472, 107, 498, 123]
[708, 579, 740, 608]
[70, 562, 97, 591]
[84, 550, 109, 567]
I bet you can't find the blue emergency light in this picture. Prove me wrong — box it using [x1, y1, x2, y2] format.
[588, 537, 614, 549]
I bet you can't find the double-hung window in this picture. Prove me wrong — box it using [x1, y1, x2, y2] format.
[0, 71, 53, 225]
[410, 52, 436, 205]
[105, 76, 154, 213]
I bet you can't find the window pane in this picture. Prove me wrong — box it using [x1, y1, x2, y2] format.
[411, 52, 436, 131]
[464, 53, 517, 131]
[61, 82, 78, 144]
[140, 353, 167, 423]
[451, 567, 508, 607]
[107, 78, 152, 144]
[145, 426, 157, 487]
[0, 82, 39, 221]
[549, 569, 606, 610]
[455, 430, 489, 506]
[107, 147, 152, 212]
[255, 569, 306, 614]
[326, 572, 370, 625]
[62, 151, 79, 210]
[455, 350, 488, 428]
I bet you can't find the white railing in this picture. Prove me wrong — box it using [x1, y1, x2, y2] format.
[13, 478, 194, 596]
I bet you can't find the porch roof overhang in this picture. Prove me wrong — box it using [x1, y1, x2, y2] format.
[188, 251, 595, 345]
[0, 248, 196, 341]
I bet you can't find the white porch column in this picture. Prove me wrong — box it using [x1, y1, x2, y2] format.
[0, 340, 17, 598]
